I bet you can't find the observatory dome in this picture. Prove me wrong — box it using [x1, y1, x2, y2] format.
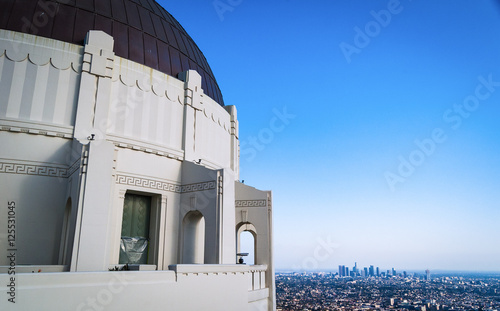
[0, 0, 224, 105]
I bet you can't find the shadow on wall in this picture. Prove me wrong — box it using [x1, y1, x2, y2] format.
[181, 211, 205, 264]
[9, 138, 82, 267]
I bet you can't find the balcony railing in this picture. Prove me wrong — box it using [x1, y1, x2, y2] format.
[248, 265, 267, 291]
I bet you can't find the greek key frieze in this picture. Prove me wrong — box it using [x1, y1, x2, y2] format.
[0, 162, 68, 178]
[235, 200, 267, 208]
[181, 181, 217, 193]
[116, 174, 216, 193]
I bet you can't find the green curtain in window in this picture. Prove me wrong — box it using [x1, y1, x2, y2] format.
[119, 194, 151, 264]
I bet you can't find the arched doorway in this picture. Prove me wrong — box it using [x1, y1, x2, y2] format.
[239, 231, 256, 265]
[236, 223, 257, 265]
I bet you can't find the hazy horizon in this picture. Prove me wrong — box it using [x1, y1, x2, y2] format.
[276, 268, 500, 274]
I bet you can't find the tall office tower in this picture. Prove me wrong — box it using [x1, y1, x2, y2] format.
[339, 265, 343, 277]
[376, 267, 380, 277]
[392, 268, 397, 276]
[369, 265, 374, 277]
[364, 267, 368, 277]
[387, 270, 391, 276]
[403, 271, 407, 278]
[346, 267, 350, 277]
[354, 262, 358, 274]
[426, 269, 431, 281]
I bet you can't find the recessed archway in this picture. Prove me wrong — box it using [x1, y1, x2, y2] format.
[181, 211, 205, 264]
[239, 231, 256, 265]
[236, 223, 257, 265]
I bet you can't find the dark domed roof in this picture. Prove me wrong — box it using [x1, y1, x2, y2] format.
[0, 0, 224, 105]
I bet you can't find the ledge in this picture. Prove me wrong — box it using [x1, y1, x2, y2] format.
[108, 264, 157, 271]
[0, 265, 67, 274]
[168, 264, 267, 274]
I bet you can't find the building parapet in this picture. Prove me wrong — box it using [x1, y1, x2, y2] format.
[168, 264, 267, 275]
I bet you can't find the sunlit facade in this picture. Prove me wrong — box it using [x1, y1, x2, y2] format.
[0, 1, 274, 310]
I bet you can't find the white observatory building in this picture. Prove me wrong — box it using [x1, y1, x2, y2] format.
[0, 1, 275, 310]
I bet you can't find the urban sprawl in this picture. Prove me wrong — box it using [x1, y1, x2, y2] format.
[277, 264, 500, 311]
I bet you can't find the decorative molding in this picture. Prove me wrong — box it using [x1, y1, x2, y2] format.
[116, 175, 180, 193]
[110, 55, 230, 133]
[118, 189, 127, 199]
[116, 174, 216, 194]
[114, 142, 183, 161]
[182, 181, 217, 193]
[82, 31, 114, 78]
[218, 175, 223, 195]
[112, 56, 184, 105]
[0, 49, 82, 73]
[0, 29, 83, 73]
[0, 125, 73, 139]
[235, 200, 267, 208]
[67, 159, 81, 177]
[0, 162, 69, 178]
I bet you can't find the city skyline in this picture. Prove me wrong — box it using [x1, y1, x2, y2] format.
[338, 262, 427, 278]
[163, 0, 500, 272]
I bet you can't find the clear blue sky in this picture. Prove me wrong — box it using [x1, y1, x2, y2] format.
[161, 0, 500, 272]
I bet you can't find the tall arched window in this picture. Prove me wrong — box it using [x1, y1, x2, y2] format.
[181, 211, 205, 264]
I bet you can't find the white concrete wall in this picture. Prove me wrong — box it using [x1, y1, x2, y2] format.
[0, 30, 82, 129]
[0, 265, 269, 311]
[236, 182, 275, 310]
[0, 29, 275, 310]
[0, 30, 83, 266]
[0, 132, 81, 266]
[107, 58, 185, 153]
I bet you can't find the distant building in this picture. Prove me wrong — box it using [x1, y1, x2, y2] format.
[426, 269, 431, 281]
[376, 266, 380, 277]
[369, 265, 375, 277]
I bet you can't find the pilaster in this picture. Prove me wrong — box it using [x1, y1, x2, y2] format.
[74, 140, 116, 271]
[224, 105, 239, 178]
[179, 70, 203, 162]
[73, 31, 115, 143]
